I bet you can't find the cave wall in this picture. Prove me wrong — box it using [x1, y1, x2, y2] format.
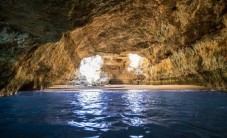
[67, 0, 227, 89]
[0, 0, 128, 41]
[0, 0, 227, 96]
[0, 27, 77, 96]
[102, 54, 134, 84]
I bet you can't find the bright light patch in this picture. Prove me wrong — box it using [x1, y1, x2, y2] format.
[128, 54, 141, 68]
[79, 55, 103, 84]
[128, 54, 143, 73]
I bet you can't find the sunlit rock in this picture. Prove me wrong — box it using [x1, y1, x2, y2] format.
[0, 0, 227, 95]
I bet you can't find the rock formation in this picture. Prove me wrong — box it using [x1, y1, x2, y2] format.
[0, 0, 227, 96]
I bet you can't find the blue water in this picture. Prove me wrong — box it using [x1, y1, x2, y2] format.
[0, 90, 227, 138]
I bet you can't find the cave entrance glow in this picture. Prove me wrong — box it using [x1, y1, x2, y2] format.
[79, 55, 103, 84]
[127, 54, 144, 75]
[76, 55, 108, 85]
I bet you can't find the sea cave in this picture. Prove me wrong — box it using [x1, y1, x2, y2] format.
[0, 0, 227, 137]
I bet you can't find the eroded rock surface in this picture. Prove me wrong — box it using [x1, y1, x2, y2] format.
[0, 0, 227, 95]
[0, 27, 77, 96]
[0, 0, 128, 41]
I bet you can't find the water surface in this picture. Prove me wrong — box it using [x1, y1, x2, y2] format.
[0, 90, 227, 138]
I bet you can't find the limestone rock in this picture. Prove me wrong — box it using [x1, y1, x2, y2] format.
[0, 0, 128, 41]
[0, 0, 227, 96]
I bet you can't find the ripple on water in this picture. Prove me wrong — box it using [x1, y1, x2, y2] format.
[0, 90, 227, 138]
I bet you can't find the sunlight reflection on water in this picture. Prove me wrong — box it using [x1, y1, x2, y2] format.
[67, 90, 183, 131]
[1, 90, 227, 138]
[67, 90, 152, 131]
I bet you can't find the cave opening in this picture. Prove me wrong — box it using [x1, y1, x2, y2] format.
[75, 55, 108, 85]
[127, 53, 147, 85]
[128, 53, 144, 75]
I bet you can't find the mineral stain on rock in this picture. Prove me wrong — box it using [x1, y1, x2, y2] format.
[0, 0, 227, 96]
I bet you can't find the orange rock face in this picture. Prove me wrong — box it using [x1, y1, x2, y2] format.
[0, 0, 227, 95]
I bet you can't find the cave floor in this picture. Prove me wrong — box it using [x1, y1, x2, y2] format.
[43, 85, 208, 92]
